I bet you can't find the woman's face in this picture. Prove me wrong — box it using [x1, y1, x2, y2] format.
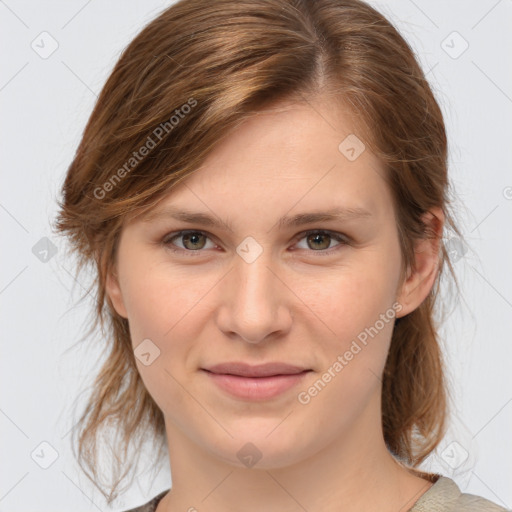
[106, 99, 427, 469]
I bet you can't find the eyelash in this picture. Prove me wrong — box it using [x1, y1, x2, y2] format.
[162, 229, 350, 257]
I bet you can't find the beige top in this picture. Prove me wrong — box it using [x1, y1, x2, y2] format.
[121, 474, 509, 512]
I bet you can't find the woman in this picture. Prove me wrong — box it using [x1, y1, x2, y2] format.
[53, 0, 507, 511]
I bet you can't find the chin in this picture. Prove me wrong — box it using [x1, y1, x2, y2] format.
[204, 424, 316, 470]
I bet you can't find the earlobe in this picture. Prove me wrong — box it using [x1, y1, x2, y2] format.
[105, 268, 129, 319]
[395, 208, 444, 319]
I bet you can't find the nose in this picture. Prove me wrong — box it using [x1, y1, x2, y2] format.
[215, 251, 293, 344]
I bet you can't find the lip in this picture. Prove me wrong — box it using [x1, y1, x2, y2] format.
[201, 362, 312, 400]
[204, 362, 310, 377]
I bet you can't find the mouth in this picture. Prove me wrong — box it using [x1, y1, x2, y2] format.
[201, 362, 313, 400]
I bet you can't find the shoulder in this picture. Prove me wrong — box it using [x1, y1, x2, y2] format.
[118, 478, 509, 512]
[120, 489, 169, 512]
[410, 475, 509, 512]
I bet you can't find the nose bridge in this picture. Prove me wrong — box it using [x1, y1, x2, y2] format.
[237, 249, 276, 305]
[218, 243, 291, 343]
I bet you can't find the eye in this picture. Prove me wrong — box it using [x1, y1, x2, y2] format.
[293, 229, 348, 254]
[162, 229, 349, 256]
[163, 230, 217, 254]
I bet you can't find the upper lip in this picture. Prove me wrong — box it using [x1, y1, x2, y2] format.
[203, 362, 311, 378]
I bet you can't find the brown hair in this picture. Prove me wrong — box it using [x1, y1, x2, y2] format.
[53, 0, 463, 503]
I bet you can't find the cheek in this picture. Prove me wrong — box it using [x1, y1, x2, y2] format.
[292, 272, 398, 439]
[120, 266, 200, 418]
[293, 248, 401, 414]
[119, 257, 214, 345]
[119, 261, 218, 413]
[298, 257, 399, 344]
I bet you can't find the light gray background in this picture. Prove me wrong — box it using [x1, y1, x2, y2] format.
[1, 1, 511, 511]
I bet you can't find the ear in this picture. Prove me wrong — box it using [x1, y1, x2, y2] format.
[395, 207, 444, 319]
[105, 265, 129, 319]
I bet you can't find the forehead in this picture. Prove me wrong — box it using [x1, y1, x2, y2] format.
[134, 99, 391, 226]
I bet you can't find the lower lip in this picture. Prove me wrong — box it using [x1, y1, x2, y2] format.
[202, 370, 311, 400]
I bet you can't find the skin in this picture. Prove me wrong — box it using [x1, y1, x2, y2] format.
[106, 97, 443, 512]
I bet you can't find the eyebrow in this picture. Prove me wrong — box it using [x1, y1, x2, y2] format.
[142, 205, 373, 231]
